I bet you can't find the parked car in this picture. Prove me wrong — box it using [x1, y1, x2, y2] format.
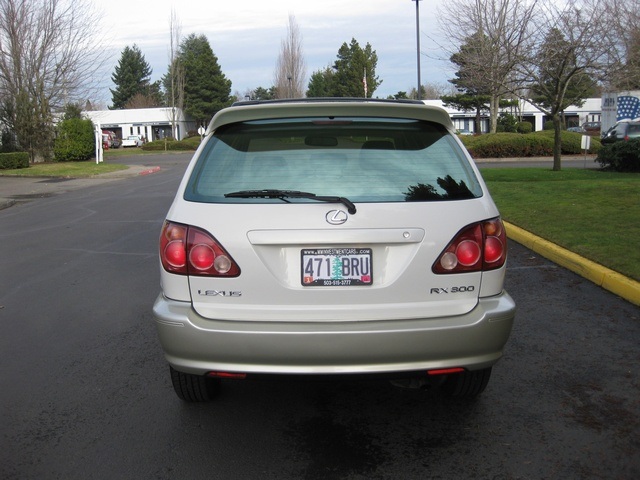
[567, 126, 585, 133]
[101, 130, 120, 149]
[153, 98, 516, 402]
[582, 121, 601, 136]
[601, 121, 640, 144]
[122, 135, 143, 147]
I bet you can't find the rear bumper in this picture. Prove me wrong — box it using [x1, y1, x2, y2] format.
[152, 292, 516, 376]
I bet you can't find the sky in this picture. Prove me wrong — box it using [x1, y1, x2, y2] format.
[95, 0, 453, 106]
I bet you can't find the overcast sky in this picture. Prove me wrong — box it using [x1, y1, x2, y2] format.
[96, 0, 452, 105]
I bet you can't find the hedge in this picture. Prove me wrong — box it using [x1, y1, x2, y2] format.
[141, 138, 198, 152]
[0, 152, 29, 169]
[460, 130, 601, 158]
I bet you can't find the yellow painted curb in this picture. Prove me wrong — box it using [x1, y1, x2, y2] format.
[504, 222, 640, 307]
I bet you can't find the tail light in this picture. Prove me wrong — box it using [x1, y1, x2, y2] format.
[433, 218, 507, 274]
[159, 221, 240, 277]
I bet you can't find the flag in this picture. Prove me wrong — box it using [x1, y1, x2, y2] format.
[617, 96, 640, 121]
[363, 68, 368, 98]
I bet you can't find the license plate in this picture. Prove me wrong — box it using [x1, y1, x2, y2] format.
[301, 248, 373, 286]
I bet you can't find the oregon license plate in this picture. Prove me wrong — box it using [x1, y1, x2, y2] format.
[301, 248, 373, 286]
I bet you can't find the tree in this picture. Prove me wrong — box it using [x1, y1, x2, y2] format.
[62, 103, 83, 121]
[529, 30, 598, 125]
[442, 93, 491, 133]
[389, 91, 410, 100]
[0, 0, 106, 161]
[164, 8, 185, 138]
[274, 15, 306, 99]
[414, 82, 457, 100]
[249, 86, 276, 101]
[124, 84, 163, 109]
[306, 67, 335, 97]
[519, 0, 615, 170]
[438, 0, 536, 133]
[331, 39, 381, 98]
[110, 45, 155, 109]
[177, 34, 232, 125]
[602, 0, 640, 90]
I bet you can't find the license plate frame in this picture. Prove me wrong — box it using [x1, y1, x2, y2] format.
[301, 248, 373, 287]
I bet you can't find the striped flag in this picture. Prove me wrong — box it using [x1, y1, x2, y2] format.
[363, 68, 368, 98]
[617, 96, 640, 121]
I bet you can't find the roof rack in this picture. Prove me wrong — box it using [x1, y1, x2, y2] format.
[231, 97, 425, 107]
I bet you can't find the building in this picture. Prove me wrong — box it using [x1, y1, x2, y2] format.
[423, 98, 602, 133]
[83, 107, 196, 142]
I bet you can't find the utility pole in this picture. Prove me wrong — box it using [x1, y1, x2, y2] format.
[413, 0, 422, 100]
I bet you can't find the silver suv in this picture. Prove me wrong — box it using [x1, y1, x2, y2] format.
[153, 99, 516, 401]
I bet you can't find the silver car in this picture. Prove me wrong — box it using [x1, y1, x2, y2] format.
[153, 99, 515, 401]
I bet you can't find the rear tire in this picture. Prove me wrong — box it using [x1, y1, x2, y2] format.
[170, 366, 221, 402]
[441, 367, 492, 399]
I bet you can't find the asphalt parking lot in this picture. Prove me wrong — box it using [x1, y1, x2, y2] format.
[1, 154, 638, 479]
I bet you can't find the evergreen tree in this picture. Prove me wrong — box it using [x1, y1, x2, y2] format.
[251, 86, 276, 100]
[178, 34, 232, 123]
[441, 93, 490, 134]
[110, 45, 153, 109]
[306, 67, 335, 97]
[448, 32, 493, 133]
[331, 39, 381, 98]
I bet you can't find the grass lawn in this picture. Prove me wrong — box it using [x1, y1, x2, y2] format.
[0, 161, 128, 177]
[481, 168, 640, 281]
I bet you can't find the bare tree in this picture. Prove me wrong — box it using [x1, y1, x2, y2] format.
[438, 0, 537, 133]
[0, 0, 106, 161]
[274, 15, 306, 99]
[600, 0, 640, 90]
[420, 82, 459, 100]
[518, 0, 616, 170]
[166, 8, 185, 138]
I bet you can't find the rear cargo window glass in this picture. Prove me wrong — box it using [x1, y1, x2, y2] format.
[184, 117, 482, 204]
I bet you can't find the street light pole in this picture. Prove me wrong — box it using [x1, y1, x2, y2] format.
[413, 0, 422, 100]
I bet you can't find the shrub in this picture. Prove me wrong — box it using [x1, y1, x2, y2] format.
[54, 118, 95, 162]
[543, 121, 554, 130]
[497, 114, 518, 133]
[0, 152, 29, 169]
[596, 140, 640, 172]
[517, 122, 533, 134]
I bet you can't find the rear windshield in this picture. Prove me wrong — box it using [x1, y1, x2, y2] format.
[184, 117, 483, 204]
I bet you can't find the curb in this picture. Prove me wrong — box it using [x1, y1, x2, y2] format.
[505, 222, 640, 307]
[139, 166, 161, 175]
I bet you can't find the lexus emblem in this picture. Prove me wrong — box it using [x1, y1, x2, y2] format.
[326, 209, 348, 225]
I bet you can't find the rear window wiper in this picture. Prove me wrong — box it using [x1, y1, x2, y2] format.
[224, 189, 357, 214]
